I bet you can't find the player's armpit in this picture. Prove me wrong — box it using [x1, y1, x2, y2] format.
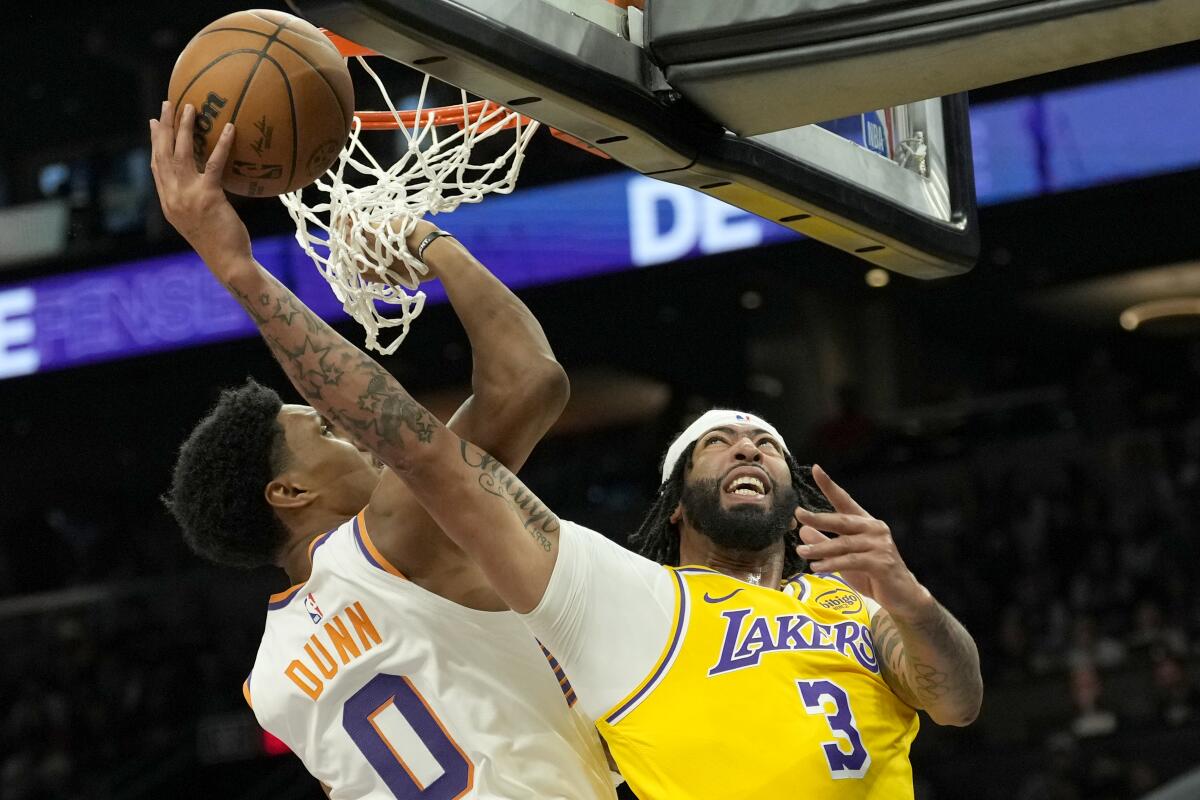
[603, 739, 623, 775]
[360, 398, 569, 588]
[363, 377, 566, 578]
[320, 781, 332, 798]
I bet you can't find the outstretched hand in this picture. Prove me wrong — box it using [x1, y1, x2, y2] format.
[149, 101, 251, 273]
[795, 465, 932, 620]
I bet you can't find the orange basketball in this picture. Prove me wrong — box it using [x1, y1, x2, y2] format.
[167, 9, 354, 197]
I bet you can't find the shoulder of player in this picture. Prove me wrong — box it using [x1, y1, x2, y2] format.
[258, 521, 370, 626]
[561, 519, 677, 608]
[259, 522, 363, 613]
[560, 518, 659, 566]
[312, 508, 411, 581]
[790, 571, 854, 594]
[249, 590, 389, 712]
[565, 519, 673, 574]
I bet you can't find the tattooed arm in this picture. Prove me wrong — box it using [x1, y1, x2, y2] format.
[869, 603, 982, 726]
[151, 101, 561, 610]
[795, 466, 982, 727]
[151, 102, 437, 458]
[246, 270, 560, 611]
[349, 216, 568, 471]
[334, 208, 568, 576]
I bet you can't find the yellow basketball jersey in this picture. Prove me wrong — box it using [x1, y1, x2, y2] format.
[597, 567, 919, 799]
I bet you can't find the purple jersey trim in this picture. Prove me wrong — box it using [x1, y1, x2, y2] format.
[267, 584, 304, 611]
[352, 515, 387, 573]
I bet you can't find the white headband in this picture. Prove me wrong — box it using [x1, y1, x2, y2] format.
[660, 409, 789, 483]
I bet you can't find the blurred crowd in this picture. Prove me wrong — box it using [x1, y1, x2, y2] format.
[1, 369, 1198, 800]
[0, 584, 266, 799]
[861, 416, 1200, 800]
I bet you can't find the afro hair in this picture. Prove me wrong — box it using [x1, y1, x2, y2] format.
[164, 379, 290, 568]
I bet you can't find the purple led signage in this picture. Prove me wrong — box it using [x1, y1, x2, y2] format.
[0, 173, 794, 379]
[6, 62, 1200, 380]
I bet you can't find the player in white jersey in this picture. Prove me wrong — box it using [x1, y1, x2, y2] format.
[151, 102, 614, 799]
[247, 512, 608, 798]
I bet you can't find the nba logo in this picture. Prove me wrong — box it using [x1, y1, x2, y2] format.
[862, 110, 895, 159]
[304, 593, 323, 624]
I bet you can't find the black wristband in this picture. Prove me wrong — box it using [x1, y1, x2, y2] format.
[416, 230, 455, 262]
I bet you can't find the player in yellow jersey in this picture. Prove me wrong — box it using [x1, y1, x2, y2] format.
[613, 410, 984, 796]
[158, 110, 983, 797]
[348, 401, 981, 798]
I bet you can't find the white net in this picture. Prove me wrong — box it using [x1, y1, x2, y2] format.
[280, 56, 540, 355]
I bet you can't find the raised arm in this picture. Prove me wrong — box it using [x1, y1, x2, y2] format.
[353, 216, 567, 464]
[151, 102, 558, 610]
[344, 212, 568, 568]
[794, 466, 983, 727]
[394, 219, 567, 469]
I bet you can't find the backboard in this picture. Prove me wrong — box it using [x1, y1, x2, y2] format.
[287, 0, 980, 278]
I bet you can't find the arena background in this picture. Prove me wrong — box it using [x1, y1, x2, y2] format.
[1, 2, 1198, 798]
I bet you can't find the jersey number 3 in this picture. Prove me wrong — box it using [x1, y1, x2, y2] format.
[796, 679, 871, 779]
[344, 674, 474, 799]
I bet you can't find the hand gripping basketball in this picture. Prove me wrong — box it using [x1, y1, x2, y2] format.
[167, 9, 353, 197]
[149, 100, 250, 274]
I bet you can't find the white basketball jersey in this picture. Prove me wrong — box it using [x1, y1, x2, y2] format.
[244, 512, 616, 800]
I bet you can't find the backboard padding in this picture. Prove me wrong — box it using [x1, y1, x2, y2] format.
[288, 0, 979, 277]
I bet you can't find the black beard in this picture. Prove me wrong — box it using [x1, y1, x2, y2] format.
[680, 476, 799, 553]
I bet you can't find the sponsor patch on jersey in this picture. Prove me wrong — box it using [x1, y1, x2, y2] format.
[304, 592, 323, 624]
[815, 587, 863, 615]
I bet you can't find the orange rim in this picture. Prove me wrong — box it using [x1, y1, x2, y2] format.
[354, 104, 530, 133]
[324, 30, 378, 58]
[322, 29, 607, 156]
[549, 128, 612, 160]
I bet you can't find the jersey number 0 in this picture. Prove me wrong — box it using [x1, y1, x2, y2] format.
[343, 674, 475, 798]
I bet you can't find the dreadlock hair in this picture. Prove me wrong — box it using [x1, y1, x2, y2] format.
[163, 379, 291, 569]
[629, 438, 833, 578]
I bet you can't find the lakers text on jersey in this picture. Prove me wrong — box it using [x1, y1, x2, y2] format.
[597, 568, 919, 799]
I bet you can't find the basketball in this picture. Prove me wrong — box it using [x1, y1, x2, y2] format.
[167, 9, 354, 198]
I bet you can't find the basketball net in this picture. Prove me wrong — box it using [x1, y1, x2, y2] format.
[279, 55, 539, 355]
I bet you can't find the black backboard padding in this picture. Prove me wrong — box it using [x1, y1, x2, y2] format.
[289, 0, 979, 275]
[647, 0, 1028, 65]
[294, 0, 721, 165]
[656, 0, 1200, 134]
